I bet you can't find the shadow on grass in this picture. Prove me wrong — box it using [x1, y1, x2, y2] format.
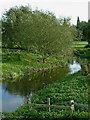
[74, 48, 90, 61]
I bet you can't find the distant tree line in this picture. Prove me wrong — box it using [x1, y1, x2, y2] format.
[76, 16, 90, 46]
[2, 6, 77, 63]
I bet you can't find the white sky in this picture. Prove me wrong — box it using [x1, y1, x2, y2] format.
[0, 0, 89, 25]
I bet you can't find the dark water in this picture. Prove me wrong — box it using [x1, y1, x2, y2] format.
[0, 60, 81, 112]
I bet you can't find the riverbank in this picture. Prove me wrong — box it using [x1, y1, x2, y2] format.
[2, 41, 89, 80]
[2, 41, 89, 119]
[3, 71, 89, 119]
[2, 47, 73, 80]
[2, 48, 66, 80]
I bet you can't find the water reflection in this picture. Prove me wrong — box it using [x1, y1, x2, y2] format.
[69, 60, 81, 74]
[2, 67, 69, 96]
[2, 91, 25, 112]
[1, 60, 81, 112]
[0, 83, 2, 112]
[2, 67, 69, 112]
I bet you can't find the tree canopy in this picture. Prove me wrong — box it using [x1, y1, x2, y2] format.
[2, 6, 74, 63]
[76, 17, 90, 45]
[87, 20, 90, 45]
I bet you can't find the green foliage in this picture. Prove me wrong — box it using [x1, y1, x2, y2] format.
[79, 21, 88, 41]
[2, 6, 74, 63]
[87, 20, 90, 44]
[2, 48, 63, 79]
[32, 72, 88, 108]
[76, 17, 80, 29]
[76, 17, 89, 44]
[74, 41, 90, 61]
[70, 25, 82, 41]
[3, 72, 89, 119]
[74, 41, 88, 48]
[75, 49, 90, 61]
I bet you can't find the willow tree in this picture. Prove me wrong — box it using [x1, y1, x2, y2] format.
[2, 6, 31, 48]
[2, 6, 74, 63]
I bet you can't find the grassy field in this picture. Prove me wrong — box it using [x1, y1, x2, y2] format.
[74, 41, 88, 49]
[74, 41, 90, 61]
[3, 71, 89, 119]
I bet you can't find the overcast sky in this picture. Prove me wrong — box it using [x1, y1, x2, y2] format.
[0, 0, 89, 24]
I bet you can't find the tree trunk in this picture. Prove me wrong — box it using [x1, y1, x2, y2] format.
[43, 57, 45, 63]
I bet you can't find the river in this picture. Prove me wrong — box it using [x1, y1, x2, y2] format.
[0, 60, 81, 112]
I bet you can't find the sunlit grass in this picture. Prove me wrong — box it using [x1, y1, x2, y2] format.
[74, 41, 90, 61]
[74, 41, 88, 49]
[2, 49, 61, 79]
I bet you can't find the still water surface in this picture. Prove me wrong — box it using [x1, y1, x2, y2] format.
[0, 60, 81, 112]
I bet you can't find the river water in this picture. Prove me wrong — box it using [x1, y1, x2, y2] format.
[0, 60, 81, 112]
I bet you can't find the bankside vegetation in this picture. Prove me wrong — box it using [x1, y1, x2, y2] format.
[3, 71, 89, 120]
[2, 49, 62, 79]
